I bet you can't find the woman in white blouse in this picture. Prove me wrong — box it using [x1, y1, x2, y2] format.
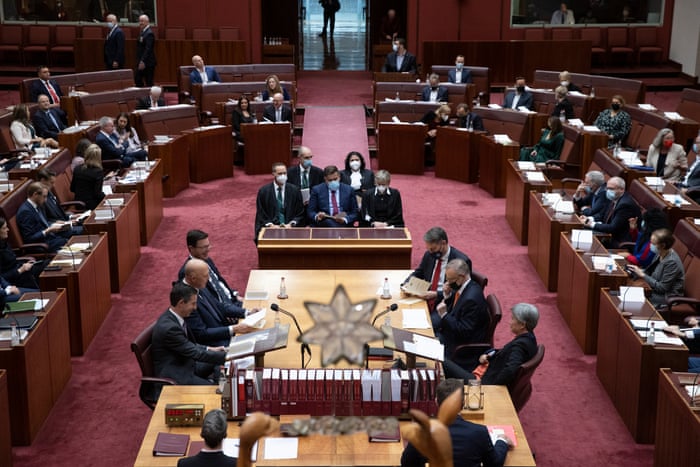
[10, 104, 58, 151]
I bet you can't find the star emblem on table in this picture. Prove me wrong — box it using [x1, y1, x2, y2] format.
[302, 284, 384, 366]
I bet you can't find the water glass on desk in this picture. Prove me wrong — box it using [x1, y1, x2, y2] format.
[466, 379, 484, 410]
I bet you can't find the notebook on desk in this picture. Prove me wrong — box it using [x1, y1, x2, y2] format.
[0, 316, 38, 330]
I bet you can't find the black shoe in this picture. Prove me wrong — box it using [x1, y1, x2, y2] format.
[318, 31, 326, 37]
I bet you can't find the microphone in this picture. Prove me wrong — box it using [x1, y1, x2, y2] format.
[619, 285, 632, 317]
[27, 270, 46, 314]
[371, 303, 398, 327]
[270, 303, 311, 368]
[365, 303, 398, 368]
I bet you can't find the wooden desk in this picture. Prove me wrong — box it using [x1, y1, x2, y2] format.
[148, 135, 190, 198]
[83, 192, 141, 293]
[183, 125, 234, 183]
[113, 160, 164, 246]
[528, 89, 607, 124]
[39, 235, 112, 356]
[242, 123, 292, 175]
[527, 191, 581, 291]
[132, 105, 200, 140]
[471, 108, 548, 147]
[598, 148, 650, 187]
[75, 87, 151, 122]
[629, 104, 699, 151]
[505, 162, 552, 245]
[257, 228, 412, 269]
[8, 148, 71, 180]
[0, 291, 71, 445]
[377, 123, 425, 175]
[478, 135, 520, 198]
[57, 123, 100, 153]
[435, 127, 482, 183]
[654, 370, 700, 467]
[632, 179, 700, 228]
[596, 289, 688, 443]
[0, 370, 10, 466]
[133, 384, 535, 467]
[556, 233, 628, 354]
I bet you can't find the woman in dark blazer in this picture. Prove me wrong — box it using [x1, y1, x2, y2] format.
[551, 85, 575, 120]
[70, 144, 107, 210]
[232, 95, 256, 143]
[340, 151, 374, 195]
[0, 217, 45, 289]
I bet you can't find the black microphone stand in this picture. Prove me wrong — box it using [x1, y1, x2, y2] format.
[270, 303, 311, 368]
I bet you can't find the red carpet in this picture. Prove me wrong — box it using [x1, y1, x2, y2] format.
[301, 106, 369, 166]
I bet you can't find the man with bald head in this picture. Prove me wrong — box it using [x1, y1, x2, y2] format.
[104, 14, 125, 69]
[263, 93, 293, 123]
[288, 146, 324, 194]
[135, 14, 156, 86]
[579, 176, 640, 247]
[189, 55, 220, 85]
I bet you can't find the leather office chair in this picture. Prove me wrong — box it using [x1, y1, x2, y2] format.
[0, 24, 23, 65]
[509, 344, 545, 412]
[131, 321, 176, 410]
[635, 28, 663, 66]
[450, 293, 502, 371]
[51, 26, 77, 65]
[23, 25, 50, 66]
[471, 270, 488, 291]
[0, 185, 52, 258]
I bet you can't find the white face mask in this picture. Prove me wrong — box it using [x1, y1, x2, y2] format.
[392, 44, 399, 52]
[441, 114, 449, 122]
[349, 161, 361, 171]
[376, 185, 387, 194]
[561, 80, 569, 87]
[275, 174, 287, 185]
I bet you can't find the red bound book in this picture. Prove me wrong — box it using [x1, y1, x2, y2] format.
[324, 369, 335, 415]
[187, 440, 205, 456]
[315, 370, 326, 416]
[298, 369, 308, 414]
[334, 369, 349, 416]
[488, 425, 518, 446]
[400, 370, 410, 415]
[390, 369, 402, 416]
[262, 368, 272, 413]
[237, 374, 246, 416]
[288, 369, 299, 413]
[351, 369, 362, 416]
[380, 369, 392, 416]
[426, 369, 438, 416]
[245, 369, 255, 413]
[418, 369, 429, 413]
[271, 368, 281, 415]
[153, 432, 189, 456]
[280, 369, 289, 415]
[253, 369, 264, 411]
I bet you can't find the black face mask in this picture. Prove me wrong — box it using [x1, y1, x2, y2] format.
[431, 251, 441, 260]
[431, 86, 438, 91]
[611, 103, 621, 111]
[516, 85, 525, 93]
[448, 281, 460, 291]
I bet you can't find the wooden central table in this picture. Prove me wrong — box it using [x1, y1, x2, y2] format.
[133, 384, 535, 467]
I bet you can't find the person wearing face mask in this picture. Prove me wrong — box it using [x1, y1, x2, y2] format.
[518, 116, 564, 163]
[382, 38, 417, 73]
[307, 165, 358, 227]
[573, 170, 609, 220]
[593, 95, 631, 148]
[254, 162, 305, 243]
[558, 71, 581, 93]
[678, 135, 700, 202]
[578, 176, 640, 248]
[447, 55, 472, 84]
[623, 208, 668, 268]
[360, 170, 404, 228]
[551, 85, 575, 120]
[104, 14, 125, 70]
[421, 73, 449, 103]
[340, 151, 375, 196]
[626, 228, 685, 309]
[646, 128, 688, 182]
[288, 146, 324, 206]
[419, 104, 452, 164]
[503, 77, 533, 111]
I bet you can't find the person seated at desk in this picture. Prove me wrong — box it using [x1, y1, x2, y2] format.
[664, 317, 700, 372]
[382, 38, 417, 73]
[419, 104, 451, 164]
[454, 103, 485, 131]
[400, 378, 512, 467]
[593, 95, 631, 148]
[261, 74, 291, 101]
[503, 76, 533, 111]
[262, 93, 293, 123]
[71, 144, 111, 210]
[37, 168, 83, 235]
[254, 162, 305, 242]
[32, 94, 66, 140]
[623, 208, 668, 268]
[189, 55, 220, 85]
[551, 2, 575, 24]
[182, 259, 256, 348]
[177, 409, 236, 467]
[0, 217, 47, 289]
[135, 86, 166, 110]
[519, 116, 564, 163]
[361, 169, 404, 228]
[340, 151, 374, 197]
[626, 228, 685, 309]
[552, 86, 575, 120]
[573, 170, 609, 221]
[17, 181, 73, 253]
[447, 55, 472, 84]
[678, 134, 700, 202]
[421, 73, 449, 103]
[579, 176, 641, 248]
[308, 165, 358, 227]
[10, 103, 58, 152]
[95, 116, 148, 167]
[443, 303, 539, 387]
[152, 282, 230, 385]
[115, 112, 147, 156]
[29, 66, 62, 106]
[232, 95, 257, 143]
[646, 128, 688, 183]
[558, 71, 581, 93]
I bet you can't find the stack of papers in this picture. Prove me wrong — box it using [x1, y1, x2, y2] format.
[488, 104, 502, 109]
[517, 161, 536, 171]
[403, 334, 444, 361]
[493, 134, 513, 145]
[684, 385, 700, 399]
[629, 319, 668, 329]
[662, 194, 690, 206]
[638, 104, 657, 111]
[568, 118, 584, 128]
[664, 111, 683, 121]
[541, 193, 561, 206]
[617, 151, 644, 166]
[263, 438, 297, 460]
[591, 256, 615, 271]
[525, 171, 546, 182]
[636, 330, 684, 346]
[583, 125, 601, 132]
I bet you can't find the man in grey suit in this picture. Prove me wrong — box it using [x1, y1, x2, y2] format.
[152, 282, 228, 385]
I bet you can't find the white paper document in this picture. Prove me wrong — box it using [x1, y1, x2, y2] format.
[403, 334, 444, 361]
[493, 134, 512, 144]
[525, 171, 546, 182]
[402, 276, 430, 296]
[517, 161, 536, 171]
[663, 111, 683, 121]
[638, 104, 657, 111]
[402, 308, 431, 329]
[570, 229, 592, 250]
[619, 286, 646, 303]
[662, 194, 690, 206]
[636, 330, 684, 346]
[242, 308, 267, 328]
[263, 438, 298, 460]
[227, 339, 256, 358]
[629, 319, 668, 329]
[582, 125, 601, 132]
[223, 439, 258, 461]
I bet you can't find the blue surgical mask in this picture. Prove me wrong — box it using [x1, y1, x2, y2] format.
[649, 244, 658, 254]
[328, 180, 340, 191]
[584, 186, 591, 194]
[606, 189, 616, 201]
[456, 63, 463, 71]
[301, 159, 312, 169]
[693, 143, 699, 154]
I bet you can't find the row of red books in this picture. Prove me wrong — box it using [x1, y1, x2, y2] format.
[222, 367, 440, 419]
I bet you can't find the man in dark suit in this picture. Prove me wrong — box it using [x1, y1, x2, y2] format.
[135, 86, 166, 110]
[435, 259, 490, 357]
[189, 55, 221, 85]
[421, 73, 449, 103]
[95, 116, 147, 167]
[177, 409, 236, 467]
[573, 170, 609, 220]
[503, 77, 534, 111]
[254, 162, 305, 242]
[288, 146, 325, 195]
[104, 14, 125, 70]
[680, 135, 700, 202]
[151, 282, 229, 385]
[262, 93, 293, 123]
[36, 169, 83, 235]
[32, 94, 67, 140]
[16, 182, 71, 252]
[400, 378, 511, 467]
[135, 14, 156, 87]
[29, 66, 62, 105]
[454, 103, 485, 132]
[580, 176, 641, 248]
[447, 55, 472, 84]
[382, 38, 417, 73]
[307, 165, 358, 227]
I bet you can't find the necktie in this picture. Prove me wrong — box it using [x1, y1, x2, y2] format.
[302, 170, 309, 189]
[330, 190, 339, 216]
[47, 111, 60, 131]
[45, 81, 60, 104]
[36, 207, 49, 228]
[277, 186, 285, 224]
[604, 201, 616, 223]
[209, 268, 231, 301]
[276, 109, 281, 122]
[453, 289, 461, 307]
[428, 257, 442, 309]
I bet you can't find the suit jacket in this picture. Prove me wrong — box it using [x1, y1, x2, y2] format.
[552, 99, 575, 119]
[340, 168, 374, 193]
[261, 88, 291, 102]
[30, 79, 63, 104]
[684, 157, 700, 188]
[136, 96, 166, 110]
[254, 182, 305, 239]
[104, 26, 125, 68]
[575, 185, 610, 221]
[482, 332, 538, 386]
[643, 249, 685, 308]
[406, 246, 472, 304]
[439, 280, 489, 356]
[307, 182, 358, 226]
[70, 165, 105, 210]
[177, 257, 241, 307]
[288, 164, 324, 189]
[189, 66, 221, 84]
[421, 85, 449, 102]
[42, 190, 69, 222]
[177, 451, 236, 467]
[646, 143, 687, 182]
[382, 52, 417, 73]
[447, 68, 473, 84]
[151, 309, 226, 385]
[95, 131, 127, 160]
[592, 192, 641, 247]
[136, 26, 156, 66]
[401, 416, 508, 467]
[360, 187, 404, 227]
[262, 104, 293, 123]
[32, 108, 67, 139]
[456, 113, 485, 132]
[503, 91, 534, 110]
[184, 288, 237, 347]
[17, 200, 68, 252]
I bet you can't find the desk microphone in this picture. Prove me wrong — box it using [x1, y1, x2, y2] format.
[619, 285, 632, 317]
[270, 303, 311, 369]
[371, 303, 398, 327]
[365, 303, 398, 368]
